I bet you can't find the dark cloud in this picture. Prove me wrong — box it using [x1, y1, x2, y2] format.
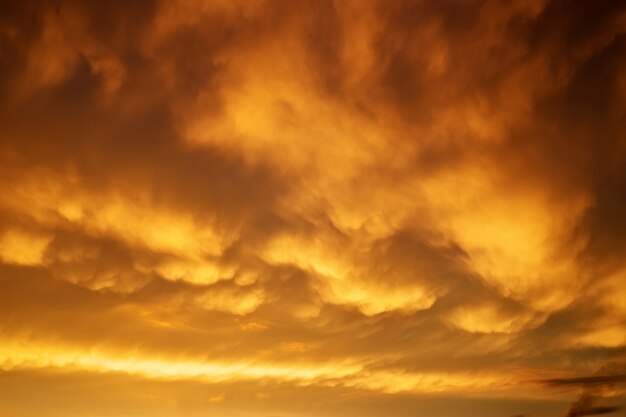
[543, 375, 626, 387]
[539, 374, 626, 417]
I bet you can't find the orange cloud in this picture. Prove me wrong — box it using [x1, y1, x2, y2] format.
[1, 1, 626, 417]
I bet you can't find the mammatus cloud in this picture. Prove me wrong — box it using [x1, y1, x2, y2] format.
[1, 0, 626, 416]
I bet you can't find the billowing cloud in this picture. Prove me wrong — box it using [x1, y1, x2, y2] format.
[1, 1, 626, 416]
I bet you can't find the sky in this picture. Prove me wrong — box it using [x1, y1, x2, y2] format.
[0, 1, 626, 416]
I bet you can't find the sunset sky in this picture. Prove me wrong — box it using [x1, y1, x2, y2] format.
[1, 1, 626, 416]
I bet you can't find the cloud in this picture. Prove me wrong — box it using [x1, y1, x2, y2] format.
[1, 0, 626, 416]
[540, 374, 626, 417]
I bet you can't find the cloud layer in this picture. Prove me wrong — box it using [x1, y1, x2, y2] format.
[1, 1, 626, 416]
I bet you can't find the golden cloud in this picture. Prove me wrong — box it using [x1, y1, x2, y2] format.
[1, 1, 626, 416]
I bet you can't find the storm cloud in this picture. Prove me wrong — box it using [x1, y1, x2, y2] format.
[1, 1, 626, 416]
